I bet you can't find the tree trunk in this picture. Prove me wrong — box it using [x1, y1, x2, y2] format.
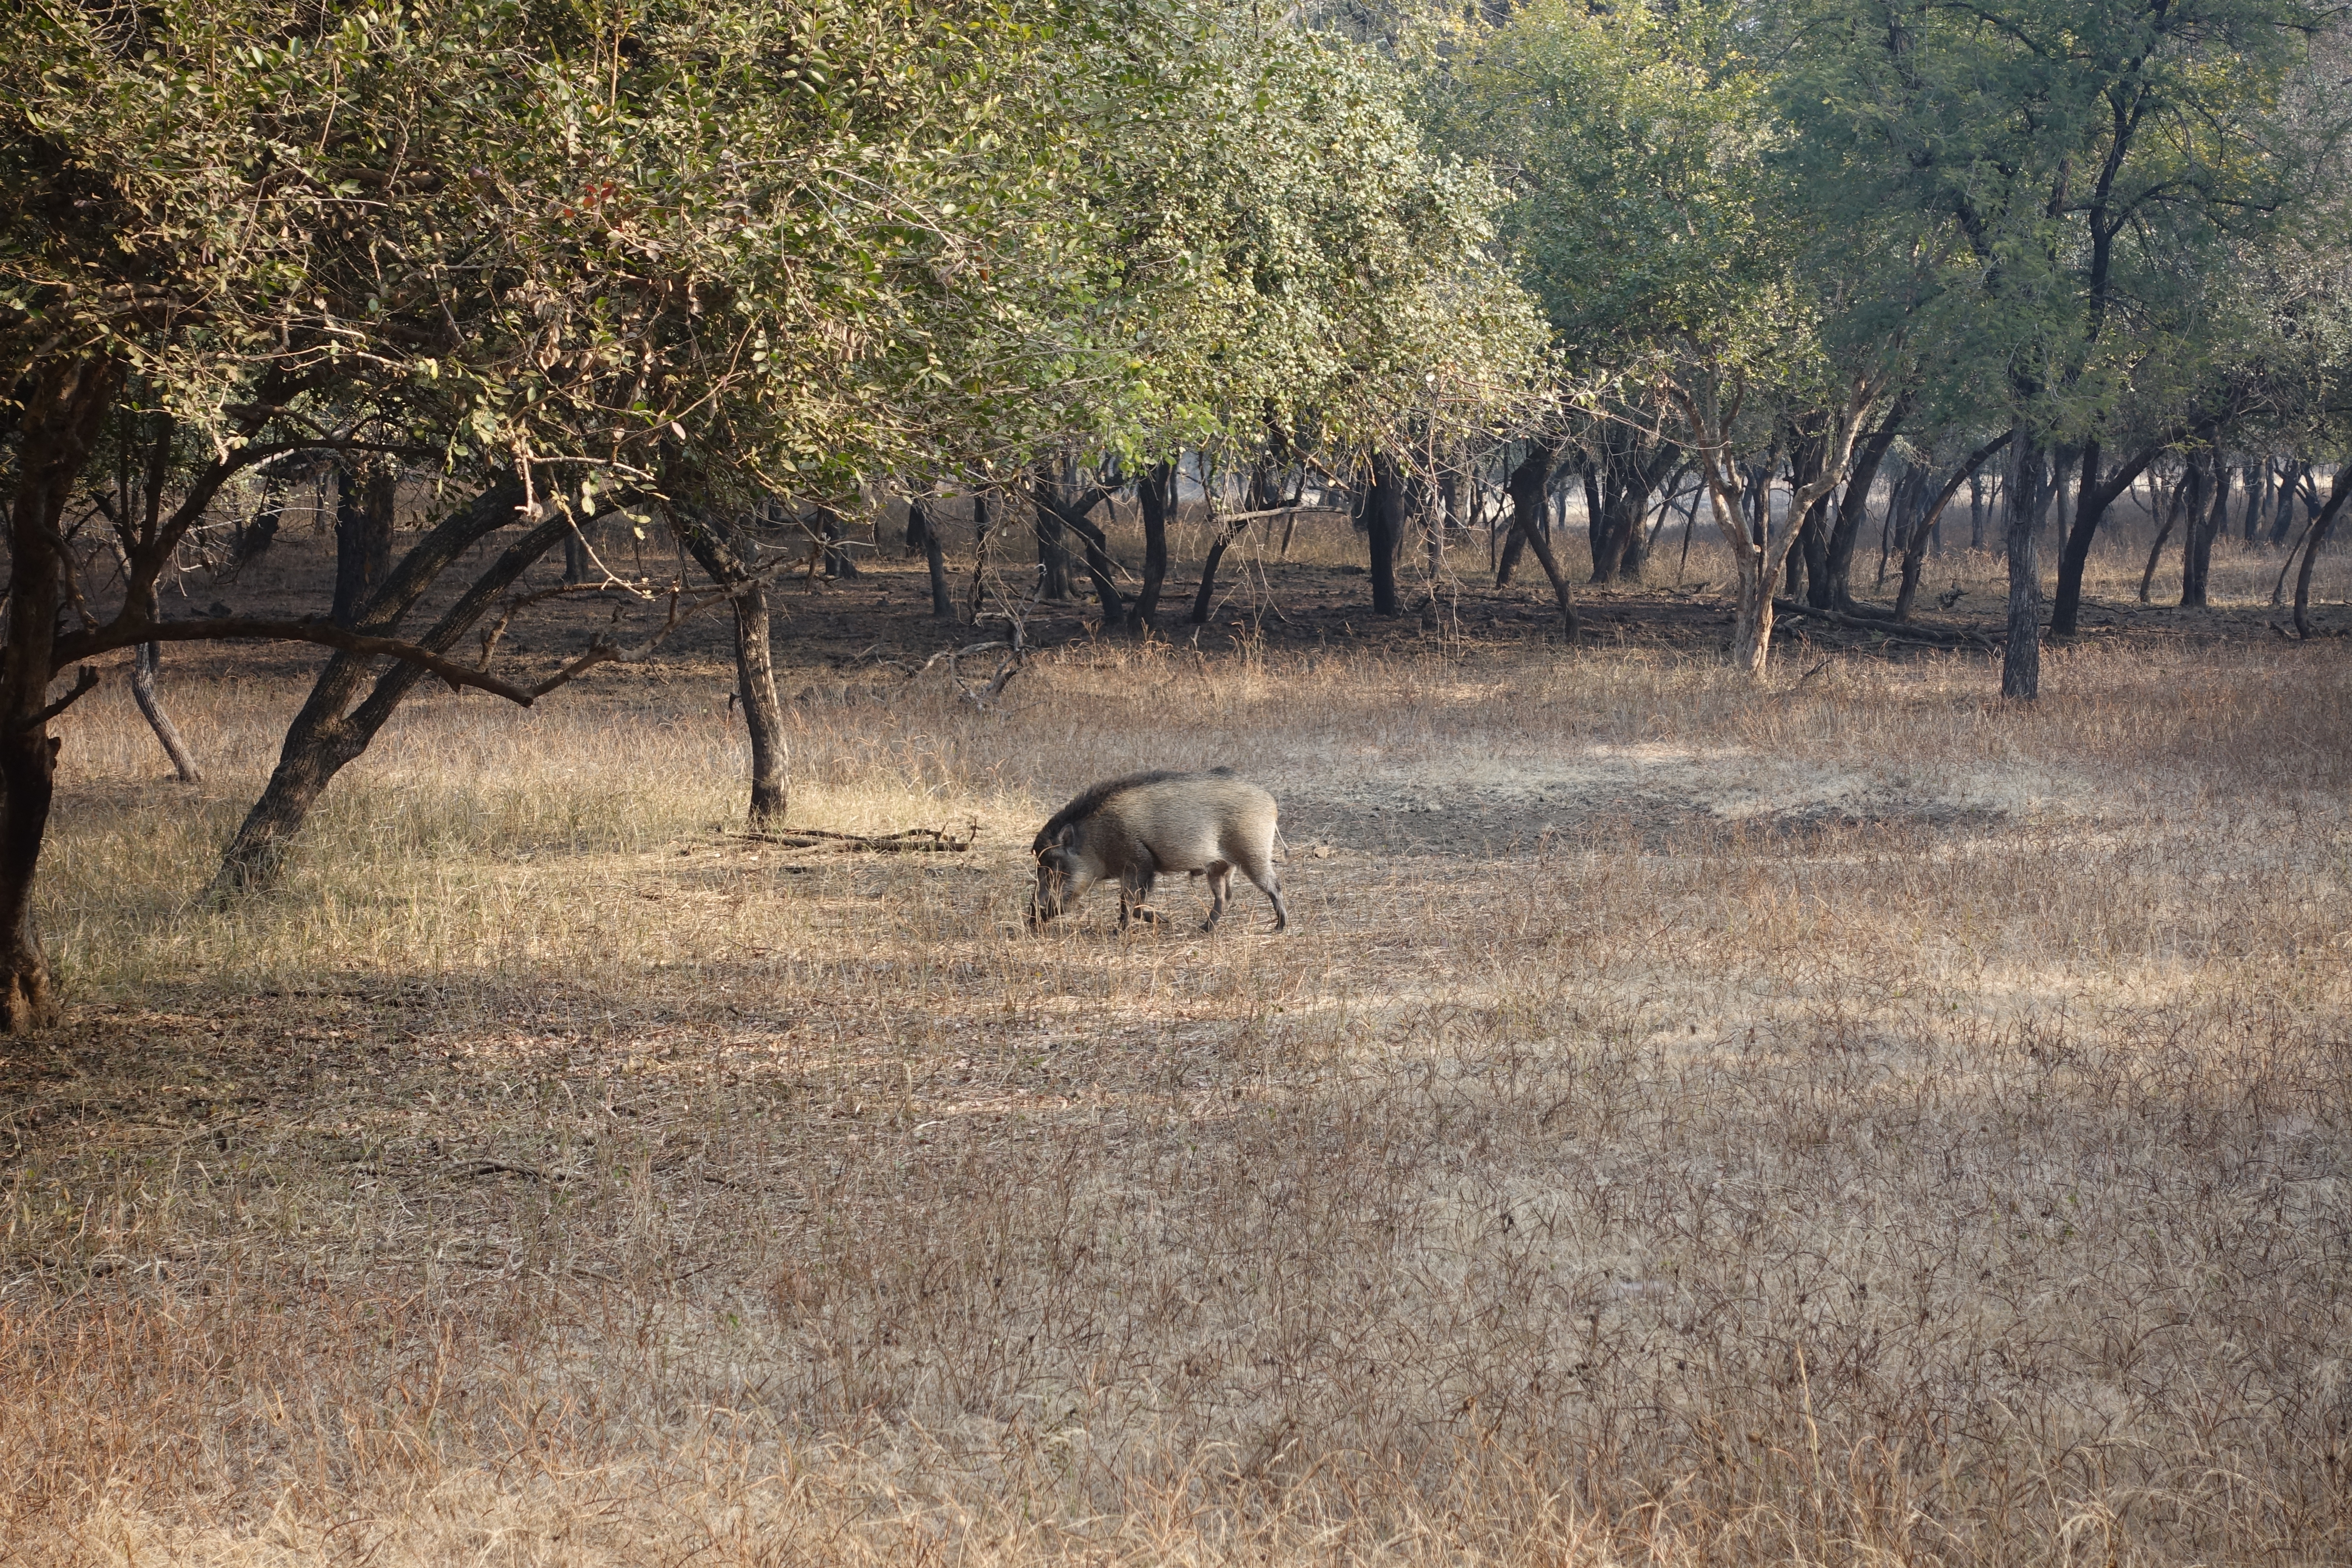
[1893, 432, 2010, 620]
[2141, 463, 2194, 603]
[129, 644, 201, 783]
[2052, 433, 2180, 635]
[1034, 466, 1073, 600]
[332, 462, 397, 627]
[1366, 451, 1405, 616]
[1823, 398, 1908, 609]
[235, 468, 289, 567]
[2269, 460, 2303, 548]
[1969, 474, 1988, 550]
[2294, 466, 2352, 637]
[1128, 463, 1174, 633]
[562, 525, 591, 585]
[0, 355, 122, 1028]
[964, 494, 996, 624]
[2001, 431, 2044, 700]
[677, 510, 786, 826]
[2181, 456, 2219, 608]
[210, 481, 539, 894]
[1192, 460, 1284, 626]
[1501, 441, 1580, 641]
[908, 499, 952, 617]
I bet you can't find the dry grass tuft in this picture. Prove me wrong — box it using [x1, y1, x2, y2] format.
[3, 542, 2351, 1565]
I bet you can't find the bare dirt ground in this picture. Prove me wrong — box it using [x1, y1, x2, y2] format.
[3, 509, 2349, 1565]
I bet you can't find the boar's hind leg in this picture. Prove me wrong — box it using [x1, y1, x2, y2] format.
[1202, 863, 1235, 931]
[1235, 845, 1288, 932]
[1118, 867, 1159, 931]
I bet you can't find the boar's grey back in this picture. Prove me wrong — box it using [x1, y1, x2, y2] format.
[1035, 768, 1234, 851]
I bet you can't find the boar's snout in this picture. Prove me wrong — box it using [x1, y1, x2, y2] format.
[1029, 849, 1070, 930]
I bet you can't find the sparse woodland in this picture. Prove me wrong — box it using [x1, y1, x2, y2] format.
[5, 2, 2352, 1564]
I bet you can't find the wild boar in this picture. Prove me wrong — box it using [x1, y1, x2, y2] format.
[1029, 768, 1289, 933]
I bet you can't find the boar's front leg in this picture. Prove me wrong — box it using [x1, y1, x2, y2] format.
[1117, 866, 1160, 931]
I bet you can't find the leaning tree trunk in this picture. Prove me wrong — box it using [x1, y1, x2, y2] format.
[1501, 441, 1580, 641]
[210, 482, 542, 894]
[1192, 459, 1284, 626]
[129, 644, 201, 783]
[677, 510, 787, 827]
[0, 355, 122, 1029]
[2294, 466, 2352, 638]
[1822, 398, 1908, 609]
[1893, 433, 2010, 620]
[2001, 431, 2045, 700]
[2141, 465, 2195, 603]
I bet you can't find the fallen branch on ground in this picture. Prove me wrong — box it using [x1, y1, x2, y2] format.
[730, 822, 980, 853]
[1772, 599, 1997, 649]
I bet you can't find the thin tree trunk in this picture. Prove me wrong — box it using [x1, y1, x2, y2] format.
[2181, 456, 2219, 608]
[129, 644, 201, 783]
[2001, 431, 2044, 700]
[964, 494, 998, 624]
[1036, 489, 1125, 622]
[2294, 466, 2352, 638]
[2271, 508, 2319, 606]
[1501, 441, 1579, 640]
[1824, 397, 1908, 609]
[2139, 467, 2190, 602]
[1128, 465, 1173, 632]
[1033, 464, 1072, 600]
[908, 499, 952, 617]
[1893, 432, 2010, 619]
[1366, 451, 1406, 615]
[678, 509, 786, 827]
[2269, 459, 2304, 548]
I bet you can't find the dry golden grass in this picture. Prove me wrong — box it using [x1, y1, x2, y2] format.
[3, 522, 2351, 1566]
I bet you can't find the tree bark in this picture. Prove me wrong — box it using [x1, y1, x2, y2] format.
[677, 510, 786, 826]
[1822, 397, 1908, 609]
[2294, 465, 2351, 638]
[331, 462, 398, 627]
[1191, 460, 1285, 626]
[2269, 460, 2304, 547]
[2141, 462, 2194, 603]
[0, 357, 123, 1026]
[2054, 420, 2214, 634]
[1127, 463, 1174, 633]
[210, 481, 540, 894]
[907, 499, 952, 617]
[129, 644, 201, 783]
[2181, 454, 2219, 608]
[1033, 465, 1073, 601]
[1366, 451, 1405, 616]
[1501, 440, 1580, 641]
[2001, 431, 2044, 700]
[1893, 433, 2010, 619]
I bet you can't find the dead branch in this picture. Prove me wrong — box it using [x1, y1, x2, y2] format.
[54, 618, 541, 703]
[1771, 599, 1996, 649]
[729, 822, 979, 854]
[19, 667, 99, 730]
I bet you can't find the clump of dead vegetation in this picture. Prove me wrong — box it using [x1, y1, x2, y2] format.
[2, 580, 2350, 1565]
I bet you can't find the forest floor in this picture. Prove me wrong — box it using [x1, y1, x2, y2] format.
[3, 512, 2349, 1565]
